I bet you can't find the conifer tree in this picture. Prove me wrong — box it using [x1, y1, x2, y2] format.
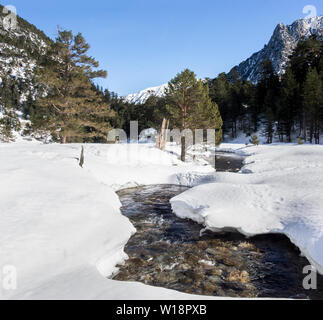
[0, 108, 21, 142]
[166, 69, 223, 161]
[257, 60, 281, 144]
[191, 83, 223, 145]
[209, 73, 230, 134]
[34, 29, 114, 143]
[303, 68, 323, 144]
[278, 67, 299, 142]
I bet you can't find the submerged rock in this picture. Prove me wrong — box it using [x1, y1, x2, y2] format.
[228, 270, 250, 284]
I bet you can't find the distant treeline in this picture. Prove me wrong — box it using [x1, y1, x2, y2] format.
[1, 20, 322, 145]
[110, 35, 323, 144]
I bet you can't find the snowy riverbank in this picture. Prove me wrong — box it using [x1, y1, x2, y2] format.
[0, 141, 215, 300]
[1, 141, 323, 300]
[171, 143, 323, 275]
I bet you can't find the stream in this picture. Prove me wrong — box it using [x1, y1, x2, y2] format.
[114, 152, 323, 299]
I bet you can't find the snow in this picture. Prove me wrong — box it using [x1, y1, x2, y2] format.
[2, 140, 323, 300]
[171, 143, 323, 274]
[0, 141, 214, 300]
[123, 83, 168, 104]
[139, 128, 158, 143]
[199, 260, 215, 267]
[232, 16, 323, 83]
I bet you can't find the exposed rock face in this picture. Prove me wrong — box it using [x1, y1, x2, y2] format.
[124, 17, 323, 103]
[229, 16, 323, 82]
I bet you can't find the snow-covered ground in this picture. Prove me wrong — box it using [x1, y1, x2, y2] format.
[0, 141, 215, 300]
[2, 140, 323, 300]
[171, 143, 323, 275]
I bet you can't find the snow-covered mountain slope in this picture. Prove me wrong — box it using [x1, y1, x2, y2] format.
[229, 16, 323, 82]
[0, 5, 51, 104]
[124, 83, 168, 104]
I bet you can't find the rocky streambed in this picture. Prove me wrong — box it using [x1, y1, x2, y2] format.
[113, 153, 323, 299]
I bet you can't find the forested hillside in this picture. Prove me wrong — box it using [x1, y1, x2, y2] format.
[0, 7, 322, 145]
[209, 35, 323, 144]
[0, 4, 52, 141]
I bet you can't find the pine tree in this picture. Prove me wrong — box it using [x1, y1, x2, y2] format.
[34, 29, 114, 143]
[191, 83, 223, 145]
[166, 69, 223, 161]
[257, 60, 281, 144]
[278, 67, 299, 142]
[288, 36, 323, 140]
[303, 68, 323, 144]
[289, 35, 323, 84]
[209, 73, 230, 135]
[0, 108, 21, 142]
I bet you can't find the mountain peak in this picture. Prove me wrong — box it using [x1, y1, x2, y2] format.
[124, 83, 168, 104]
[124, 16, 323, 104]
[229, 16, 323, 82]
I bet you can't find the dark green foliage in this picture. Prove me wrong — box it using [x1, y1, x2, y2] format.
[303, 68, 323, 144]
[209, 36, 323, 144]
[165, 69, 223, 161]
[0, 108, 21, 142]
[0, 4, 53, 140]
[108, 92, 170, 137]
[209, 73, 254, 139]
[34, 29, 114, 143]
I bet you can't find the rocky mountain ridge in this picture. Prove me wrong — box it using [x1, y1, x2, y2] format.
[125, 16, 323, 104]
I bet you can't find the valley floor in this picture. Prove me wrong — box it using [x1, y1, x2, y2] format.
[0, 141, 323, 299]
[172, 143, 323, 275]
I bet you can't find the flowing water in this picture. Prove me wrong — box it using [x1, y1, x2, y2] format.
[113, 152, 323, 299]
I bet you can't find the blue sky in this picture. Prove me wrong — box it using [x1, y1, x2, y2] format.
[6, 0, 323, 95]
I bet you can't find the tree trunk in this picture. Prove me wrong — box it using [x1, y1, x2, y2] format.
[79, 146, 84, 168]
[181, 136, 186, 162]
[315, 120, 320, 144]
[302, 114, 307, 142]
[157, 118, 167, 150]
[62, 136, 67, 144]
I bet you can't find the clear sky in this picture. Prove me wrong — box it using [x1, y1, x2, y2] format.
[6, 0, 323, 95]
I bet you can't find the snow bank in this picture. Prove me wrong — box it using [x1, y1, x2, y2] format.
[0, 142, 214, 300]
[171, 144, 323, 274]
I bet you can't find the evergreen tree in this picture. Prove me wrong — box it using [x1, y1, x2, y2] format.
[278, 67, 299, 142]
[191, 83, 223, 145]
[289, 35, 323, 84]
[303, 68, 323, 144]
[209, 73, 230, 136]
[166, 69, 223, 161]
[34, 29, 114, 143]
[0, 108, 21, 142]
[257, 60, 281, 144]
[288, 35, 323, 140]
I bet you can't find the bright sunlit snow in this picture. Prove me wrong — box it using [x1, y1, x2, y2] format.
[171, 144, 323, 274]
[0, 141, 214, 300]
